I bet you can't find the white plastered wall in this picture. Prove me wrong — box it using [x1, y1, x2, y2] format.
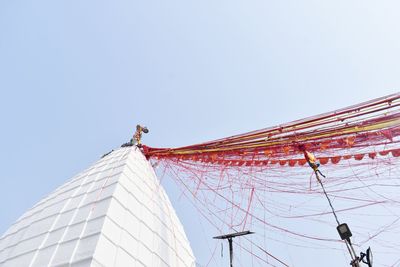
[0, 147, 195, 267]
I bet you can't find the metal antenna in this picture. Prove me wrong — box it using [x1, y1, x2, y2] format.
[213, 231, 254, 267]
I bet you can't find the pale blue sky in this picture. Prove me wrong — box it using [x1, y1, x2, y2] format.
[1, 1, 400, 266]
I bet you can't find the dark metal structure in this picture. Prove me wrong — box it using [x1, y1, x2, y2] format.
[213, 231, 254, 267]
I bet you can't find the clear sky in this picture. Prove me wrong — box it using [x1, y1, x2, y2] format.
[1, 1, 399, 266]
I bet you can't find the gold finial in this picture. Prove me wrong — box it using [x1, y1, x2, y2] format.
[134, 124, 149, 146]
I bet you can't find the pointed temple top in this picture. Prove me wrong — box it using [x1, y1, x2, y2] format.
[0, 147, 195, 267]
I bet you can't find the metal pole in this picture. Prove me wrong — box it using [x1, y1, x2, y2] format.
[315, 171, 359, 266]
[213, 231, 254, 267]
[348, 240, 360, 267]
[228, 238, 233, 267]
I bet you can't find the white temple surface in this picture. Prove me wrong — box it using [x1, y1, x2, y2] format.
[0, 147, 195, 267]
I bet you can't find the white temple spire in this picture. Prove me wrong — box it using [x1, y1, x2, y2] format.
[0, 147, 195, 267]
